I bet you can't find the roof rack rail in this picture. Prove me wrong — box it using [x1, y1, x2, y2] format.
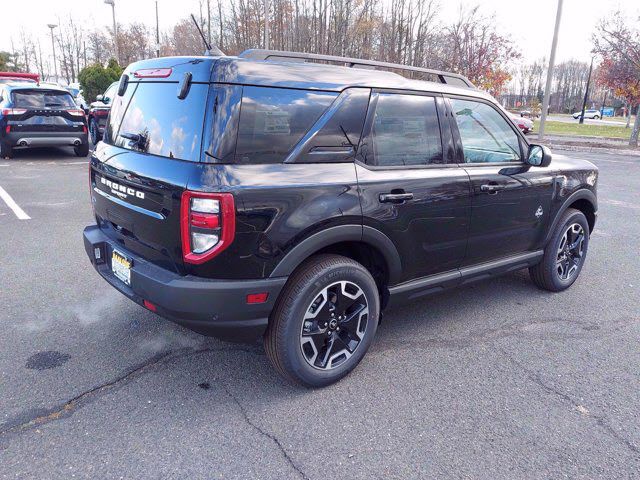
[238, 49, 475, 88]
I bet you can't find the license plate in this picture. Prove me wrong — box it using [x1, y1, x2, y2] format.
[112, 249, 132, 286]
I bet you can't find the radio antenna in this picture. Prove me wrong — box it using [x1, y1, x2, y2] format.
[190, 14, 225, 56]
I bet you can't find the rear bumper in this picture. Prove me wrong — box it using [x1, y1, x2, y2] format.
[83, 225, 287, 343]
[6, 131, 88, 148]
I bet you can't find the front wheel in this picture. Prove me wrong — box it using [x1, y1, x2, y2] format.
[529, 208, 589, 292]
[0, 142, 12, 159]
[264, 254, 380, 387]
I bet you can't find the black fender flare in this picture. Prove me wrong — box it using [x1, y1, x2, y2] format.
[545, 189, 597, 245]
[269, 225, 403, 284]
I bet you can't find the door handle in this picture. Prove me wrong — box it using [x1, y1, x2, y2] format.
[480, 184, 506, 194]
[379, 192, 414, 203]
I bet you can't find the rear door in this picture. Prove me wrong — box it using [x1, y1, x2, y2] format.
[446, 96, 555, 266]
[356, 91, 471, 284]
[91, 77, 210, 273]
[8, 89, 85, 134]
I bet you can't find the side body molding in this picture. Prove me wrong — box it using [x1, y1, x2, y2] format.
[269, 225, 403, 284]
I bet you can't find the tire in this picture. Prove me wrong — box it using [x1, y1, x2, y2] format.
[594, 115, 600, 120]
[74, 142, 90, 157]
[0, 142, 12, 159]
[89, 119, 100, 145]
[265, 254, 380, 388]
[529, 208, 589, 292]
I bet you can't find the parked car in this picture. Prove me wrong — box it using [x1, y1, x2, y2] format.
[510, 114, 534, 134]
[0, 72, 39, 84]
[83, 51, 598, 387]
[0, 82, 89, 158]
[67, 83, 88, 112]
[87, 82, 117, 145]
[520, 110, 540, 119]
[573, 109, 601, 120]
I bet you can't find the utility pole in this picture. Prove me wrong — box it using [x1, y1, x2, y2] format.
[207, 0, 212, 46]
[104, 0, 118, 64]
[264, 0, 269, 49]
[600, 89, 608, 118]
[155, 1, 160, 57]
[579, 57, 594, 124]
[538, 0, 563, 141]
[47, 24, 58, 83]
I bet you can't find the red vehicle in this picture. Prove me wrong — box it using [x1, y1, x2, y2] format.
[0, 72, 40, 84]
[87, 82, 117, 145]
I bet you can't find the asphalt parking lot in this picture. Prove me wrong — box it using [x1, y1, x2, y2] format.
[0, 146, 639, 479]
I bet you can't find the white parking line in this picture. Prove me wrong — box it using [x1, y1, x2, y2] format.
[0, 185, 30, 220]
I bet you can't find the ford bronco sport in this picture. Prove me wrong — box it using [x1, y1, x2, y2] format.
[83, 50, 598, 387]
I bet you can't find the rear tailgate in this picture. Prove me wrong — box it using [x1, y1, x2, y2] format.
[8, 89, 85, 134]
[90, 59, 215, 273]
[91, 143, 202, 273]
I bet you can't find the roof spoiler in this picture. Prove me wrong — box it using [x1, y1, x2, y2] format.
[238, 50, 474, 88]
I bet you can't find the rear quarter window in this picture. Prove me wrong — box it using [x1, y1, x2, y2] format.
[235, 87, 337, 164]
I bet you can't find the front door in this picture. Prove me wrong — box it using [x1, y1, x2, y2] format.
[446, 96, 555, 266]
[356, 91, 471, 284]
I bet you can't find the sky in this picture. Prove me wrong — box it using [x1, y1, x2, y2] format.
[1, 0, 638, 69]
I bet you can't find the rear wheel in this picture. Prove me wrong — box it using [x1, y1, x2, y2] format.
[89, 119, 100, 145]
[0, 142, 12, 159]
[74, 142, 90, 157]
[265, 254, 380, 387]
[529, 208, 589, 292]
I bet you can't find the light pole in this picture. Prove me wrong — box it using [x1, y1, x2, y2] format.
[155, 0, 160, 57]
[579, 57, 594, 124]
[538, 0, 563, 140]
[264, 0, 269, 49]
[47, 24, 58, 83]
[104, 0, 118, 64]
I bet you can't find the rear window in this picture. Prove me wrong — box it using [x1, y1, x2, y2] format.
[105, 82, 208, 162]
[12, 90, 75, 108]
[235, 87, 337, 164]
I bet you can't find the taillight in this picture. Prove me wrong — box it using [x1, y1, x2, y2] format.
[1, 108, 27, 116]
[5, 125, 9, 133]
[67, 109, 85, 117]
[181, 191, 235, 264]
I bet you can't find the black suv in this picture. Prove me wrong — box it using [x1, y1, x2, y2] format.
[0, 83, 89, 158]
[83, 51, 598, 387]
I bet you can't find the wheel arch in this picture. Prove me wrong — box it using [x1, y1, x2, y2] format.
[269, 225, 402, 291]
[546, 189, 597, 245]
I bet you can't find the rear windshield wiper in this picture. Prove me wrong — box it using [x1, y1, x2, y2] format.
[119, 132, 148, 151]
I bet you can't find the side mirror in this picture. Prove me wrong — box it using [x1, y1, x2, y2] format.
[526, 144, 552, 167]
[96, 94, 104, 102]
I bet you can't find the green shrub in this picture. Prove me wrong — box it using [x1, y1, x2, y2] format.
[78, 59, 123, 103]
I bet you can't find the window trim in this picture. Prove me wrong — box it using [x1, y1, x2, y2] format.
[445, 94, 529, 167]
[355, 89, 447, 171]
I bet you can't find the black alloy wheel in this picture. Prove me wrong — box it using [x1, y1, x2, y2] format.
[556, 223, 585, 281]
[300, 280, 369, 370]
[265, 254, 380, 387]
[529, 208, 590, 292]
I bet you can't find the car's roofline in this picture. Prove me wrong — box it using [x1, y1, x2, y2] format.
[122, 55, 496, 103]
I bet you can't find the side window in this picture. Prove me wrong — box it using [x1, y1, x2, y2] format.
[450, 98, 521, 163]
[366, 93, 442, 167]
[103, 84, 117, 104]
[235, 86, 337, 164]
[295, 88, 370, 163]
